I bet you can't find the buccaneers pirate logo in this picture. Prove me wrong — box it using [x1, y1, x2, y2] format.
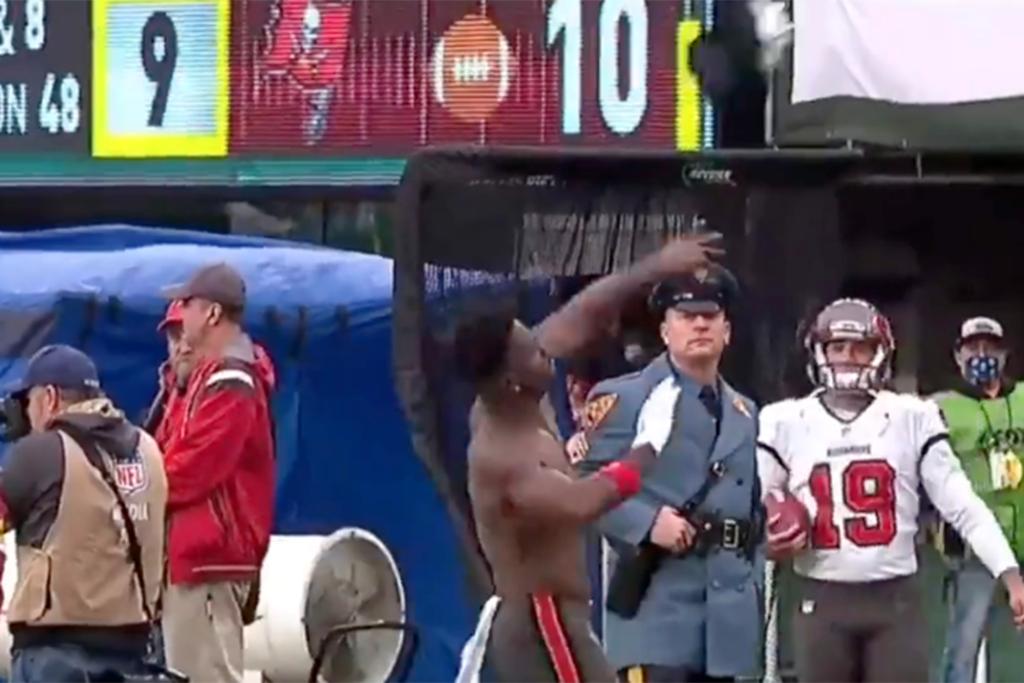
[262, 0, 352, 144]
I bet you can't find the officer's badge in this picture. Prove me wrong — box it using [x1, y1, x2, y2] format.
[732, 396, 752, 419]
[694, 267, 709, 283]
[582, 394, 618, 432]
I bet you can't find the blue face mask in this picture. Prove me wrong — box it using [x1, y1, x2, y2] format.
[965, 355, 1002, 386]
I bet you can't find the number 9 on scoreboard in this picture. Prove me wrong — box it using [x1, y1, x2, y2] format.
[92, 0, 229, 157]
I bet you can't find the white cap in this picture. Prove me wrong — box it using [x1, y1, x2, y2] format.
[959, 316, 1004, 342]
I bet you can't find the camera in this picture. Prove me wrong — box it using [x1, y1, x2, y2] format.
[0, 395, 29, 441]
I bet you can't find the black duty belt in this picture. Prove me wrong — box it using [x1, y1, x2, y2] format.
[690, 516, 755, 555]
[606, 452, 764, 618]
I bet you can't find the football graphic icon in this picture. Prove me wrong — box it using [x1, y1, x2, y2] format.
[431, 14, 514, 124]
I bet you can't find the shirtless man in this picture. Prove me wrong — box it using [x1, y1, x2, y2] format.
[454, 234, 722, 683]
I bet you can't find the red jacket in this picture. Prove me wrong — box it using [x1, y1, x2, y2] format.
[163, 335, 276, 585]
[147, 362, 187, 450]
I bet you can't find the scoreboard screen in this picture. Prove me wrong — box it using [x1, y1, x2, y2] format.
[0, 0, 89, 153]
[94, 0, 229, 157]
[0, 0, 717, 183]
[234, 0, 715, 154]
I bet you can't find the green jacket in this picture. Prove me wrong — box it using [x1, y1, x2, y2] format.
[936, 380, 1024, 559]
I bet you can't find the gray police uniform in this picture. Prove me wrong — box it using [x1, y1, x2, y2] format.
[579, 359, 762, 680]
[576, 266, 763, 682]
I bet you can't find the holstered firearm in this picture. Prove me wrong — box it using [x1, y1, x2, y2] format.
[605, 462, 726, 619]
[605, 542, 663, 619]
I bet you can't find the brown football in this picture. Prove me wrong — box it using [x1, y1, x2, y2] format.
[764, 488, 810, 538]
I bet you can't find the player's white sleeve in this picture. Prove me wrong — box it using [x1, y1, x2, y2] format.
[757, 402, 790, 496]
[918, 401, 1017, 579]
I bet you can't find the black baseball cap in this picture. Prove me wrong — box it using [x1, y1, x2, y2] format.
[5, 344, 101, 398]
[163, 262, 246, 309]
[649, 264, 739, 316]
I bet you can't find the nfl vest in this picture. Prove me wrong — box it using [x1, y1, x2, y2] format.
[8, 429, 167, 626]
[938, 382, 1024, 559]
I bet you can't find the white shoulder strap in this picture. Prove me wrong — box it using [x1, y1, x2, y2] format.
[206, 368, 254, 389]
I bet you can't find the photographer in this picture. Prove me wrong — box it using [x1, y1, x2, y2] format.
[0, 344, 167, 681]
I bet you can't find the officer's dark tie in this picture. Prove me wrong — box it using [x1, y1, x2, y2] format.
[699, 385, 721, 440]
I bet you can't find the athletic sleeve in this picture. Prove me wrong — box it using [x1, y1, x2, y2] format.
[917, 399, 1017, 579]
[757, 402, 790, 496]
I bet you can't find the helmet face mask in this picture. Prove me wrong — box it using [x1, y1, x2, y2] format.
[804, 298, 895, 393]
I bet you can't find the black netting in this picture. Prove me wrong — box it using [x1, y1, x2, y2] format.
[393, 146, 857, 600]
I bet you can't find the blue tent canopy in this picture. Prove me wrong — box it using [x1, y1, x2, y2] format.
[0, 225, 473, 681]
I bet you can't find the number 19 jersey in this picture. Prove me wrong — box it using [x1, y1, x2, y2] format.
[757, 390, 1017, 583]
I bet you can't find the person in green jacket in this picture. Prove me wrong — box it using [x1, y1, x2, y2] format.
[935, 316, 1024, 683]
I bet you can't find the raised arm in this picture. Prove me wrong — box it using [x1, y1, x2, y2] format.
[535, 233, 724, 359]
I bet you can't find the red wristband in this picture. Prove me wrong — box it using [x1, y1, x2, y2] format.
[598, 461, 642, 498]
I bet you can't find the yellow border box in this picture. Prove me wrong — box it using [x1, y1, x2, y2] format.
[92, 0, 230, 158]
[675, 19, 702, 152]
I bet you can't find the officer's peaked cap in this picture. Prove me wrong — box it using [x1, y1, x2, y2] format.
[648, 263, 739, 317]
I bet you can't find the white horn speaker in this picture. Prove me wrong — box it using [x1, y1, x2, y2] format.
[0, 529, 410, 683]
[244, 528, 410, 682]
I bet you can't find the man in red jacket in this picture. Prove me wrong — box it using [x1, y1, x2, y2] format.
[159, 263, 276, 683]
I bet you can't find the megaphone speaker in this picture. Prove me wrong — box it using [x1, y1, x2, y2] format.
[243, 528, 410, 682]
[304, 528, 409, 682]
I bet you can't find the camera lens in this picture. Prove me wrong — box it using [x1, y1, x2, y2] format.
[0, 396, 29, 441]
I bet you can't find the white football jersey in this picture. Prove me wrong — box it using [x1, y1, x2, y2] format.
[757, 390, 1016, 583]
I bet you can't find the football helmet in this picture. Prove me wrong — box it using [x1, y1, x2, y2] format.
[804, 298, 894, 392]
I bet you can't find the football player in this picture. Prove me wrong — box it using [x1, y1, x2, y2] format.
[757, 297, 1024, 682]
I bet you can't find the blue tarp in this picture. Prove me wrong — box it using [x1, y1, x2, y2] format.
[0, 225, 473, 681]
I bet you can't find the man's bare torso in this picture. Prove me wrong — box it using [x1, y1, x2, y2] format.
[468, 400, 590, 600]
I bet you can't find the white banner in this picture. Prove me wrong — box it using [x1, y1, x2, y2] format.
[792, 0, 1024, 105]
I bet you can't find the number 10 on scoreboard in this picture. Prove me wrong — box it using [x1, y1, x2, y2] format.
[92, 0, 229, 158]
[547, 0, 711, 150]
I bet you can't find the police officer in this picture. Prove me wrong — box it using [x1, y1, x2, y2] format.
[576, 265, 762, 682]
[0, 345, 168, 681]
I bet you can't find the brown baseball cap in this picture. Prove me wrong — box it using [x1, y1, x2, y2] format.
[163, 262, 246, 309]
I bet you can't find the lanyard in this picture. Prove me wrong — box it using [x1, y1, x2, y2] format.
[977, 396, 1014, 444]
